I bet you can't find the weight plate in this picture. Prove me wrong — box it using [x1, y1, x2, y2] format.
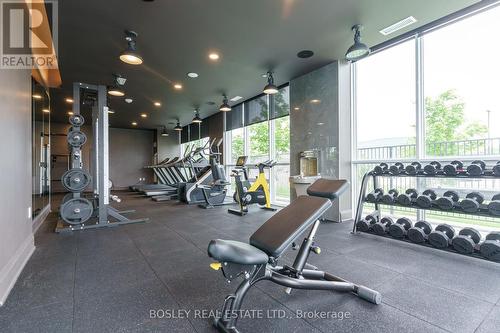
[67, 130, 87, 147]
[452, 236, 475, 254]
[356, 220, 371, 232]
[61, 168, 91, 192]
[443, 164, 457, 176]
[408, 228, 426, 243]
[460, 199, 480, 213]
[381, 194, 395, 204]
[436, 197, 454, 210]
[416, 220, 432, 234]
[389, 223, 405, 238]
[416, 195, 432, 209]
[424, 165, 437, 174]
[492, 194, 500, 201]
[466, 192, 484, 204]
[488, 201, 500, 216]
[69, 114, 85, 126]
[467, 164, 482, 177]
[493, 164, 500, 176]
[428, 232, 450, 249]
[486, 231, 500, 241]
[436, 224, 455, 238]
[397, 194, 412, 206]
[444, 191, 459, 202]
[479, 241, 500, 262]
[62, 193, 74, 204]
[460, 227, 481, 244]
[60, 197, 93, 225]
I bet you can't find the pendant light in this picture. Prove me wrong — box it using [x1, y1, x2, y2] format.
[345, 24, 370, 62]
[192, 109, 202, 124]
[161, 126, 169, 137]
[263, 71, 278, 95]
[108, 74, 126, 97]
[219, 94, 231, 112]
[174, 121, 182, 131]
[119, 30, 143, 65]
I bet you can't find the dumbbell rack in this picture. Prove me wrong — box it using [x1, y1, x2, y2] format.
[353, 168, 500, 262]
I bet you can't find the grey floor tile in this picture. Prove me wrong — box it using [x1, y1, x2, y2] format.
[379, 275, 493, 333]
[475, 305, 500, 333]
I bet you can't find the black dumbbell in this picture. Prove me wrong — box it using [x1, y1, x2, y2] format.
[443, 160, 464, 176]
[366, 188, 384, 203]
[435, 190, 460, 210]
[389, 217, 413, 238]
[452, 227, 481, 254]
[407, 220, 433, 244]
[416, 189, 437, 209]
[480, 232, 500, 262]
[493, 162, 500, 177]
[373, 163, 388, 175]
[466, 160, 486, 177]
[460, 192, 485, 213]
[424, 161, 442, 175]
[488, 194, 500, 216]
[397, 188, 418, 206]
[372, 217, 393, 236]
[356, 214, 377, 232]
[405, 162, 422, 175]
[428, 224, 455, 249]
[389, 162, 405, 175]
[381, 189, 399, 204]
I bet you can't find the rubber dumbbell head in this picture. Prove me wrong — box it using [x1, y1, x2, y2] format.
[428, 224, 455, 249]
[488, 194, 500, 216]
[407, 220, 433, 244]
[443, 160, 464, 176]
[452, 227, 481, 254]
[436, 190, 460, 210]
[373, 163, 388, 175]
[366, 188, 384, 203]
[480, 232, 500, 262]
[416, 189, 437, 209]
[493, 161, 500, 177]
[389, 217, 413, 238]
[405, 162, 422, 175]
[397, 188, 418, 206]
[381, 189, 399, 204]
[424, 161, 441, 175]
[460, 192, 485, 213]
[372, 217, 393, 236]
[467, 160, 486, 177]
[389, 162, 405, 175]
[356, 214, 377, 232]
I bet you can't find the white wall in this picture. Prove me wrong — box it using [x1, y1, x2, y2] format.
[0, 69, 35, 306]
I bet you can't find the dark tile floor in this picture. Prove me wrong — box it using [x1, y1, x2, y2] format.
[1, 192, 500, 333]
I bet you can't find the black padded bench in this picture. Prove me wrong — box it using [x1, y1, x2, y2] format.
[207, 178, 380, 333]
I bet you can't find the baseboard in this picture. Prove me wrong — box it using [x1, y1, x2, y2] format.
[0, 235, 35, 306]
[32, 204, 51, 234]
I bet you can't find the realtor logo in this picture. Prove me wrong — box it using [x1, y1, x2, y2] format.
[1, 0, 58, 69]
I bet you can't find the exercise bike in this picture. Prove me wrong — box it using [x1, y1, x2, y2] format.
[228, 157, 277, 216]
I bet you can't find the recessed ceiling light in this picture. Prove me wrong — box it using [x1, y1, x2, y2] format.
[33, 94, 42, 100]
[141, 113, 147, 118]
[317, 122, 324, 126]
[42, 109, 50, 113]
[294, 107, 300, 111]
[310, 99, 321, 104]
[154, 101, 161, 107]
[380, 16, 417, 36]
[208, 52, 220, 61]
[65, 98, 73, 103]
[297, 50, 314, 58]
[68, 111, 74, 115]
[173, 83, 183, 90]
[125, 98, 133, 104]
[187, 72, 199, 78]
[131, 121, 137, 126]
[230, 96, 243, 102]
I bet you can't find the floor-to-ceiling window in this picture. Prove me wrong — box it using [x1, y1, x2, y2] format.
[224, 85, 290, 205]
[352, 4, 500, 232]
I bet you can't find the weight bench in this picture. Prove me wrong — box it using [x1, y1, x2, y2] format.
[207, 179, 381, 333]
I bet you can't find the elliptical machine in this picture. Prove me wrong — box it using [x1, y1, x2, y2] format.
[228, 157, 277, 216]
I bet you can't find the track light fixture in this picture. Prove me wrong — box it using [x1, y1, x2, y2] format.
[108, 74, 126, 97]
[174, 121, 182, 131]
[192, 109, 202, 124]
[263, 71, 278, 95]
[219, 94, 231, 112]
[161, 126, 169, 137]
[345, 24, 370, 62]
[119, 30, 143, 65]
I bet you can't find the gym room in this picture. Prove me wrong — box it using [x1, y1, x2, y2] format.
[1, 0, 500, 332]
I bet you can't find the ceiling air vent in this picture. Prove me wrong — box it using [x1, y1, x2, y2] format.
[379, 16, 417, 36]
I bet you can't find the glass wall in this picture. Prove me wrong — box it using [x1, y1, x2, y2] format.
[224, 86, 290, 205]
[32, 80, 51, 219]
[352, 5, 500, 233]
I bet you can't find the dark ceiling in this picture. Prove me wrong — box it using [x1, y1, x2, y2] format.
[50, 0, 478, 129]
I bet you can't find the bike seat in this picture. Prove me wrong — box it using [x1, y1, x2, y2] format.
[208, 239, 269, 265]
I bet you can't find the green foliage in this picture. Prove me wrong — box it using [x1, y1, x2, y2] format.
[425, 90, 487, 155]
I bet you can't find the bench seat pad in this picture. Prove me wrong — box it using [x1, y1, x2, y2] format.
[208, 239, 269, 265]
